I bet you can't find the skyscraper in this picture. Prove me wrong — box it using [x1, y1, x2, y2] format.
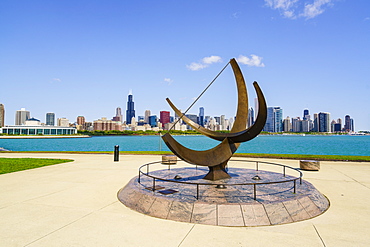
[149, 115, 157, 127]
[15, 108, 30, 125]
[46, 112, 55, 126]
[313, 113, 319, 132]
[160, 111, 170, 125]
[57, 118, 69, 127]
[254, 97, 259, 120]
[283, 116, 292, 132]
[264, 107, 274, 132]
[126, 93, 135, 124]
[248, 107, 254, 128]
[318, 112, 330, 132]
[77, 116, 85, 126]
[303, 109, 310, 120]
[264, 107, 283, 132]
[344, 115, 354, 132]
[0, 104, 5, 127]
[274, 107, 283, 132]
[185, 114, 198, 130]
[112, 107, 123, 122]
[199, 107, 204, 126]
[144, 110, 151, 124]
[220, 115, 226, 130]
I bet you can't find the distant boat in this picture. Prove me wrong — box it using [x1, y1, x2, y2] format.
[0, 147, 10, 151]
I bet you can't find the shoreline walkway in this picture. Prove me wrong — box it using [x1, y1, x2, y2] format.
[0, 153, 369, 246]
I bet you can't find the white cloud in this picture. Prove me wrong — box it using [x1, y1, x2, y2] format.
[187, 56, 222, 71]
[202, 56, 222, 64]
[51, 78, 62, 82]
[265, 0, 335, 20]
[236, 55, 265, 67]
[301, 0, 333, 19]
[186, 62, 208, 71]
[265, 0, 298, 18]
[164, 78, 173, 85]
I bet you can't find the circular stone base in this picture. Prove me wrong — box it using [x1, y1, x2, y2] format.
[118, 167, 329, 227]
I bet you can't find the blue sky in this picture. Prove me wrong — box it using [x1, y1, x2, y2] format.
[1, 0, 369, 131]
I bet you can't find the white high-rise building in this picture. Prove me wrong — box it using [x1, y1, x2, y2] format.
[248, 107, 254, 128]
[15, 108, 30, 125]
[283, 117, 292, 132]
[220, 115, 226, 130]
[57, 118, 69, 127]
[254, 98, 259, 120]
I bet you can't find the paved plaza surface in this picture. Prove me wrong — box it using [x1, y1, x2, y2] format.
[0, 153, 369, 246]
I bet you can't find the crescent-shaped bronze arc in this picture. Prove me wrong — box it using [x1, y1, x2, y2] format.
[166, 81, 267, 143]
[161, 58, 267, 180]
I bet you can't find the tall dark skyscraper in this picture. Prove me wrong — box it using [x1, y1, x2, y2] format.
[318, 112, 330, 132]
[46, 112, 55, 126]
[199, 107, 204, 126]
[126, 93, 135, 124]
[303, 109, 309, 120]
[344, 115, 354, 132]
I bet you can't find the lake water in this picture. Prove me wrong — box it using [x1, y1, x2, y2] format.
[0, 135, 369, 156]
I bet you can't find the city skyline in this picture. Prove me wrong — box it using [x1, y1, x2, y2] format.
[0, 95, 358, 133]
[1, 1, 369, 130]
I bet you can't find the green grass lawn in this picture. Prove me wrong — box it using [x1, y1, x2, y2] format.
[0, 158, 74, 174]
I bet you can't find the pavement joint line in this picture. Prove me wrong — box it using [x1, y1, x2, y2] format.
[262, 204, 272, 225]
[282, 201, 294, 223]
[0, 188, 73, 210]
[239, 204, 246, 226]
[23, 201, 118, 247]
[177, 224, 195, 247]
[313, 224, 326, 247]
[24, 210, 96, 247]
[331, 167, 370, 190]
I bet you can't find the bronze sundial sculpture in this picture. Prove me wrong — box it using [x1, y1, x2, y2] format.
[118, 58, 329, 227]
[162, 58, 267, 180]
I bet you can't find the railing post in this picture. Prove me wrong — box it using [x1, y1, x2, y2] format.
[196, 184, 199, 200]
[293, 180, 296, 193]
[283, 166, 286, 177]
[138, 171, 141, 184]
[254, 184, 257, 200]
[256, 162, 259, 171]
[147, 164, 149, 174]
[153, 177, 156, 191]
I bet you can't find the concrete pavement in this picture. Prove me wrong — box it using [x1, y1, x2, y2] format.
[0, 153, 369, 246]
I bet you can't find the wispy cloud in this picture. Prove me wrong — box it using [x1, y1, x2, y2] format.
[232, 12, 241, 19]
[51, 78, 62, 83]
[265, 0, 299, 19]
[236, 55, 265, 67]
[301, 0, 334, 19]
[187, 56, 222, 71]
[265, 0, 335, 20]
[164, 78, 173, 85]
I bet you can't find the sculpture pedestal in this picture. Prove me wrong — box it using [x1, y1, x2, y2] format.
[300, 160, 320, 171]
[203, 162, 231, 180]
[161, 155, 177, 165]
